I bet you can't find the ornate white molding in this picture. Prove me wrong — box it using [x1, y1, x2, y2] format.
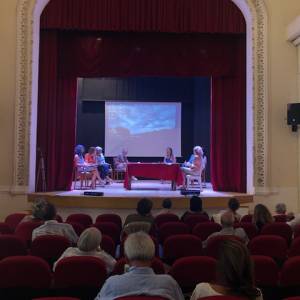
[14, 0, 268, 193]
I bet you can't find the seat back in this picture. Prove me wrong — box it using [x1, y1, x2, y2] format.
[66, 214, 93, 228]
[205, 235, 244, 259]
[169, 256, 216, 292]
[274, 214, 288, 222]
[15, 221, 43, 247]
[154, 214, 180, 228]
[235, 222, 258, 240]
[289, 237, 300, 257]
[100, 235, 116, 257]
[281, 257, 300, 286]
[261, 223, 293, 244]
[192, 222, 222, 241]
[93, 222, 121, 244]
[66, 222, 85, 236]
[158, 222, 189, 243]
[112, 257, 164, 275]
[248, 235, 287, 261]
[117, 297, 168, 300]
[0, 235, 27, 260]
[240, 214, 253, 223]
[0, 255, 51, 288]
[0, 222, 13, 234]
[293, 224, 300, 239]
[163, 234, 202, 263]
[251, 255, 279, 287]
[54, 256, 107, 288]
[30, 235, 70, 265]
[183, 214, 210, 230]
[5, 213, 28, 232]
[95, 214, 122, 230]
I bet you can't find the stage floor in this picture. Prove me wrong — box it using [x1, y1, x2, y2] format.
[28, 180, 253, 209]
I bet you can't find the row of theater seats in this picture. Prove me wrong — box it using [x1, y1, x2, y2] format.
[0, 252, 300, 299]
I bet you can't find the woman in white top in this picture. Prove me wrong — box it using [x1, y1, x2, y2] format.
[53, 227, 116, 273]
[191, 239, 263, 300]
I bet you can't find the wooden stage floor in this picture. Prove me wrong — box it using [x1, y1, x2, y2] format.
[28, 180, 253, 209]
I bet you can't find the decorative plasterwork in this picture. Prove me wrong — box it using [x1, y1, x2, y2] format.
[14, 0, 268, 193]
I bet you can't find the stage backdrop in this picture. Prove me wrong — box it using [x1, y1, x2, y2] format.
[37, 0, 246, 193]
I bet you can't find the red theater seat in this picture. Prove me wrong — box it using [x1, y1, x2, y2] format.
[293, 224, 300, 239]
[158, 222, 189, 243]
[205, 235, 243, 259]
[234, 222, 258, 240]
[15, 221, 43, 247]
[199, 297, 248, 300]
[34, 298, 80, 300]
[66, 214, 93, 228]
[93, 222, 121, 244]
[67, 222, 84, 236]
[183, 214, 210, 230]
[289, 237, 300, 257]
[169, 256, 216, 293]
[240, 214, 253, 223]
[0, 235, 27, 260]
[192, 222, 222, 241]
[274, 214, 288, 222]
[261, 223, 293, 244]
[117, 297, 168, 300]
[154, 214, 180, 228]
[0, 222, 13, 234]
[249, 235, 287, 262]
[5, 212, 28, 231]
[100, 235, 116, 257]
[163, 234, 202, 263]
[96, 214, 122, 229]
[30, 235, 70, 265]
[112, 257, 165, 275]
[281, 257, 300, 286]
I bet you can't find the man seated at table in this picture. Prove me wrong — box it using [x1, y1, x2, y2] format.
[114, 148, 137, 180]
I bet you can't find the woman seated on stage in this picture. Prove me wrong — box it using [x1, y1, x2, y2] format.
[53, 227, 116, 273]
[114, 148, 129, 171]
[181, 145, 204, 189]
[84, 146, 103, 189]
[163, 147, 176, 164]
[96, 146, 112, 184]
[74, 144, 86, 168]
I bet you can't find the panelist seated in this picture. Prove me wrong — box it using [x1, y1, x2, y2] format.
[114, 148, 129, 172]
[96, 146, 112, 184]
[74, 144, 86, 169]
[84, 146, 103, 188]
[163, 147, 176, 164]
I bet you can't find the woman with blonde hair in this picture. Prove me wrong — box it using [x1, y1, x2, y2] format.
[53, 227, 116, 273]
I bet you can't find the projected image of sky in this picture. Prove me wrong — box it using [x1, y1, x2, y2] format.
[107, 103, 177, 134]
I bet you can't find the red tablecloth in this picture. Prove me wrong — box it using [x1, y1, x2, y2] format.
[124, 163, 183, 190]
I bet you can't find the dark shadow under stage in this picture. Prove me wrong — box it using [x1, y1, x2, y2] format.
[28, 180, 253, 209]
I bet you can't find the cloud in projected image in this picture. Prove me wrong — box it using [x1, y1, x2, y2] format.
[107, 103, 177, 134]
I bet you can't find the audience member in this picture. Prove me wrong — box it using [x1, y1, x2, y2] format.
[156, 198, 173, 216]
[95, 232, 184, 300]
[228, 197, 241, 222]
[21, 198, 48, 223]
[203, 211, 248, 247]
[275, 203, 287, 215]
[191, 239, 263, 300]
[252, 204, 274, 232]
[163, 147, 176, 164]
[32, 202, 78, 244]
[53, 227, 116, 273]
[181, 196, 208, 222]
[124, 198, 154, 227]
[95, 146, 112, 184]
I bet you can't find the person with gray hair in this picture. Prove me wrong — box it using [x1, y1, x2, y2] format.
[95, 146, 112, 184]
[203, 211, 249, 247]
[53, 227, 116, 273]
[96, 232, 184, 300]
[275, 203, 287, 215]
[21, 198, 48, 223]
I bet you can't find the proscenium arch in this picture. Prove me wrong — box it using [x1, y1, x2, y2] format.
[14, 0, 268, 194]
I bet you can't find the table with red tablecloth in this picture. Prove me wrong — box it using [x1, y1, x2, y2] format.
[124, 163, 183, 190]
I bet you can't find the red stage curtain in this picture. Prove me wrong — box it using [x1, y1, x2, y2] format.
[41, 0, 245, 34]
[211, 37, 246, 192]
[37, 31, 77, 191]
[59, 32, 237, 78]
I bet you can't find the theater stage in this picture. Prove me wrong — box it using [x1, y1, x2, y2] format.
[28, 180, 253, 210]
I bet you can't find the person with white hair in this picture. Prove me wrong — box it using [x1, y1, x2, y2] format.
[53, 227, 116, 273]
[181, 146, 204, 190]
[203, 211, 249, 247]
[21, 198, 48, 223]
[95, 232, 184, 300]
[275, 203, 287, 215]
[95, 146, 112, 184]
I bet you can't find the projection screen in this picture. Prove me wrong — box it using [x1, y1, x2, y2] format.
[105, 101, 181, 157]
